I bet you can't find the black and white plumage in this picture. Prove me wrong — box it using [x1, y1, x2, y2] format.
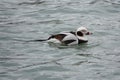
[47, 32, 78, 45]
[31, 27, 92, 45]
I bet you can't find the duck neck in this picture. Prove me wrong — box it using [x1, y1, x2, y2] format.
[77, 36, 88, 44]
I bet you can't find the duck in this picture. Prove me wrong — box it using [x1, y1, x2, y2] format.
[30, 27, 92, 45]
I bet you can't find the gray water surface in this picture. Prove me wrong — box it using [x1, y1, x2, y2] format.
[0, 0, 120, 80]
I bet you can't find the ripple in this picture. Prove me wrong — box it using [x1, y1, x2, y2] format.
[18, 0, 45, 5]
[38, 19, 63, 24]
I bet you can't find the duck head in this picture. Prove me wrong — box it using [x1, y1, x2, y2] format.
[76, 27, 92, 40]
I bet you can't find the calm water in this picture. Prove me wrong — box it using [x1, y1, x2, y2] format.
[0, 0, 120, 80]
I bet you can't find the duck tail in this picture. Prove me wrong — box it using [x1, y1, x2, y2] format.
[27, 39, 48, 42]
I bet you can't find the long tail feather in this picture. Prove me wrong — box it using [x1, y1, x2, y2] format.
[26, 39, 48, 42]
[12, 38, 48, 42]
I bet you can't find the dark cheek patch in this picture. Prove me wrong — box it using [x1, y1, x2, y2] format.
[77, 31, 83, 36]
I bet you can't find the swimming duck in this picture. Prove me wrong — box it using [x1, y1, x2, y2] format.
[31, 27, 92, 45]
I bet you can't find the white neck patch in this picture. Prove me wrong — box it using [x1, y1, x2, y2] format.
[77, 36, 88, 41]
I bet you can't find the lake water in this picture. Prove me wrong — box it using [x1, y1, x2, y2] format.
[0, 0, 120, 80]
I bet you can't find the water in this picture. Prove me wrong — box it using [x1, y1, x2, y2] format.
[0, 0, 120, 80]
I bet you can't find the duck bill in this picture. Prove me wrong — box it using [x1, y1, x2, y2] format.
[86, 32, 93, 35]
